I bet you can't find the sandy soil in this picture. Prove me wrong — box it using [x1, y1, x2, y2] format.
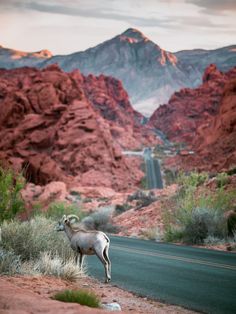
[0, 275, 197, 314]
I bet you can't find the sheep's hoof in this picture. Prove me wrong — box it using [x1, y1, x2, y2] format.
[105, 278, 111, 284]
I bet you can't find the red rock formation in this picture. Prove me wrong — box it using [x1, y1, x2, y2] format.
[0, 65, 148, 190]
[157, 65, 236, 172]
[179, 77, 236, 172]
[149, 64, 236, 144]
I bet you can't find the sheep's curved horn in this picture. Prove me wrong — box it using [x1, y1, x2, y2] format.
[67, 214, 80, 222]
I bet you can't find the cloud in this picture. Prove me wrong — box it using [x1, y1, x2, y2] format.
[0, 0, 224, 29]
[187, 0, 236, 13]
[0, 0, 174, 27]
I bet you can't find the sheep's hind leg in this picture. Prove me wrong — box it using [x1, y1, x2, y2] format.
[95, 247, 110, 283]
[103, 245, 111, 280]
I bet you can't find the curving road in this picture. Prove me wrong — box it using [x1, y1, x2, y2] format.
[86, 236, 236, 314]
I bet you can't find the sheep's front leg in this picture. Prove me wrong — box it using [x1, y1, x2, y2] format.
[79, 254, 84, 269]
[75, 252, 79, 266]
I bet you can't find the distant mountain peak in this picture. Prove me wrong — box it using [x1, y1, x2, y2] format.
[33, 49, 53, 58]
[119, 28, 149, 43]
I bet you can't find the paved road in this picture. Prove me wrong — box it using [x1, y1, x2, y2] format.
[86, 236, 236, 314]
[143, 148, 163, 189]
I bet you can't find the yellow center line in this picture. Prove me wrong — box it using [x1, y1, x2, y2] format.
[112, 245, 236, 271]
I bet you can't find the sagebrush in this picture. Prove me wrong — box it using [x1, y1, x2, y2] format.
[0, 216, 86, 280]
[164, 171, 236, 244]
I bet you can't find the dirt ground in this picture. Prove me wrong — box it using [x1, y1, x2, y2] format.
[0, 275, 197, 314]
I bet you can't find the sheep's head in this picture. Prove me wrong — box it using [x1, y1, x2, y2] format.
[55, 214, 80, 231]
[56, 215, 68, 231]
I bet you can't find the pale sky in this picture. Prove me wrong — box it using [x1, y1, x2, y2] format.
[1, 0, 236, 55]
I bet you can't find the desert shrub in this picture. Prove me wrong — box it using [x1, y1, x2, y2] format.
[0, 166, 25, 221]
[53, 289, 100, 308]
[82, 206, 119, 233]
[69, 190, 81, 198]
[0, 217, 86, 280]
[177, 171, 208, 189]
[227, 167, 236, 176]
[0, 248, 21, 275]
[164, 168, 178, 186]
[181, 207, 227, 244]
[204, 235, 225, 245]
[83, 197, 93, 203]
[164, 171, 236, 244]
[44, 202, 84, 220]
[216, 172, 229, 188]
[141, 227, 163, 241]
[115, 203, 132, 215]
[127, 190, 156, 208]
[140, 176, 148, 189]
[164, 226, 184, 243]
[33, 252, 85, 282]
[1, 216, 73, 261]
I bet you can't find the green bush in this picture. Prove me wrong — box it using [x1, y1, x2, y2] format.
[182, 208, 227, 244]
[1, 216, 73, 261]
[164, 226, 184, 243]
[164, 171, 236, 244]
[0, 248, 21, 275]
[216, 172, 229, 188]
[140, 176, 148, 189]
[0, 166, 25, 221]
[177, 171, 208, 189]
[53, 289, 100, 308]
[44, 202, 84, 220]
[115, 203, 131, 215]
[0, 217, 86, 280]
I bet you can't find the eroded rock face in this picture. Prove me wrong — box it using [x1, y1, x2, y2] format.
[178, 77, 236, 172]
[156, 65, 236, 172]
[149, 65, 236, 144]
[0, 65, 148, 190]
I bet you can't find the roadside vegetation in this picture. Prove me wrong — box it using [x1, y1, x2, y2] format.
[82, 205, 119, 233]
[0, 166, 25, 221]
[0, 216, 85, 280]
[53, 289, 100, 308]
[0, 166, 86, 280]
[163, 171, 236, 247]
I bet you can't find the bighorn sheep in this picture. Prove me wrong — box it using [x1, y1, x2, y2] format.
[56, 214, 111, 283]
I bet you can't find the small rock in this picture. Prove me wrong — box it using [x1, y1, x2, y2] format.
[101, 302, 122, 311]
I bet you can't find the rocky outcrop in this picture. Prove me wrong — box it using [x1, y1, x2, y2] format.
[149, 65, 236, 144]
[0, 65, 147, 190]
[155, 65, 236, 172]
[181, 77, 236, 172]
[1, 28, 235, 116]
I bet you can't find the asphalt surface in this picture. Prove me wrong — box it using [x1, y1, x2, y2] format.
[143, 148, 163, 189]
[86, 236, 236, 314]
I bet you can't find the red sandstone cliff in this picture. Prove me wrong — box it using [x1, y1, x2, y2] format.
[0, 65, 149, 190]
[179, 77, 236, 172]
[151, 65, 236, 172]
[149, 64, 236, 144]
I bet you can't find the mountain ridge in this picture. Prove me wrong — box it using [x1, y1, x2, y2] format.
[0, 28, 235, 116]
